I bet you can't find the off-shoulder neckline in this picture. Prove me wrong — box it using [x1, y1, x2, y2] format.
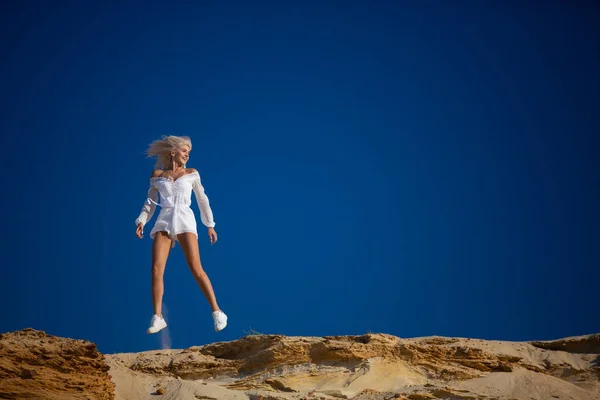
[150, 170, 198, 183]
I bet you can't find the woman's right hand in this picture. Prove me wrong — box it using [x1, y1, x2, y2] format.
[136, 223, 144, 239]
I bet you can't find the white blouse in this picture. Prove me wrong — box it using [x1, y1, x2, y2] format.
[135, 171, 215, 230]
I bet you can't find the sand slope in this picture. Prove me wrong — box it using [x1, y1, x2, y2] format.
[104, 333, 600, 400]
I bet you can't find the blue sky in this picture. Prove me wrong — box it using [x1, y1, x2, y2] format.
[1, 1, 598, 354]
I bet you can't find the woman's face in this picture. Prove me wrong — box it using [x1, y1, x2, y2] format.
[172, 145, 190, 166]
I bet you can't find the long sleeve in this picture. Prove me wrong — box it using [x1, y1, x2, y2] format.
[192, 174, 216, 228]
[135, 186, 158, 227]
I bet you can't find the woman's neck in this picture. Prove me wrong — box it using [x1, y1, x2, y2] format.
[165, 163, 185, 172]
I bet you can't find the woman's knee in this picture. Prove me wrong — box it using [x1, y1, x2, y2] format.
[151, 263, 166, 276]
[190, 264, 206, 278]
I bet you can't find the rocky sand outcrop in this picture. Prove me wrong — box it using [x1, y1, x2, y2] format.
[0, 328, 115, 399]
[1, 328, 599, 400]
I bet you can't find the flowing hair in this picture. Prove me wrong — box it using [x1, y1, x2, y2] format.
[145, 135, 193, 169]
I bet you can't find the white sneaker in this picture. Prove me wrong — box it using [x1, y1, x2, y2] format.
[147, 314, 167, 334]
[212, 310, 227, 332]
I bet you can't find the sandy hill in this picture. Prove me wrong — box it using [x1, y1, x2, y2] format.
[0, 328, 598, 400]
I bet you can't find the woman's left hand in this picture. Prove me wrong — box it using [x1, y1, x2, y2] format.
[208, 227, 218, 244]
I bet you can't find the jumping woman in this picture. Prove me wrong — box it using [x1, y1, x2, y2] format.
[135, 135, 227, 334]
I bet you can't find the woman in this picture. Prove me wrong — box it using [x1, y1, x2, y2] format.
[135, 135, 227, 334]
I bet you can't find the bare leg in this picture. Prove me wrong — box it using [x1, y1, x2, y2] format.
[151, 231, 173, 317]
[177, 232, 220, 312]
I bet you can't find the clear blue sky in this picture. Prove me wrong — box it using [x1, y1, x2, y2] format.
[1, 1, 598, 354]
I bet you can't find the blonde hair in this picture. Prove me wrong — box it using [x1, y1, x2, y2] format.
[145, 135, 192, 169]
